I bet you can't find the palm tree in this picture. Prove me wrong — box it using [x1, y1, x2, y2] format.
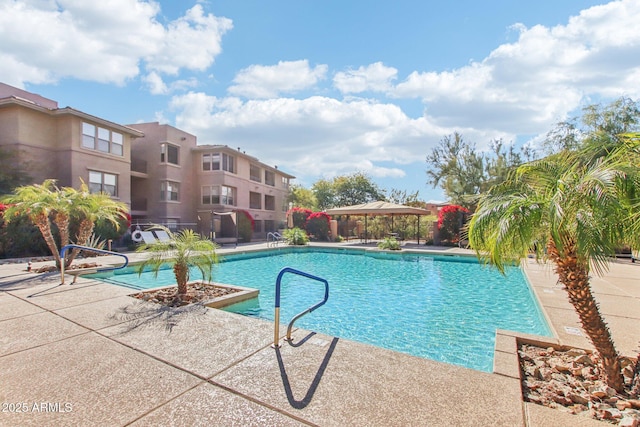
[468, 142, 639, 392]
[136, 228, 219, 297]
[2, 180, 63, 267]
[66, 181, 127, 266]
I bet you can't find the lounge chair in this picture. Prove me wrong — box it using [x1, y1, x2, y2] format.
[154, 230, 172, 242]
[140, 231, 157, 244]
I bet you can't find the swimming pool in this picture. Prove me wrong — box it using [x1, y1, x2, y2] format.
[90, 247, 552, 372]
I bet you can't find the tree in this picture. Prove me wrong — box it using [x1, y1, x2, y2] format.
[0, 146, 32, 196]
[311, 179, 335, 210]
[2, 180, 128, 268]
[437, 205, 469, 243]
[2, 180, 65, 267]
[305, 211, 331, 240]
[468, 140, 640, 392]
[312, 172, 384, 209]
[288, 184, 318, 210]
[136, 228, 219, 297]
[426, 133, 527, 209]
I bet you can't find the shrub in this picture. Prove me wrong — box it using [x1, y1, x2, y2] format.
[289, 207, 312, 229]
[305, 211, 331, 241]
[237, 210, 254, 242]
[0, 203, 49, 258]
[283, 227, 309, 245]
[91, 211, 131, 242]
[437, 205, 469, 243]
[378, 237, 401, 251]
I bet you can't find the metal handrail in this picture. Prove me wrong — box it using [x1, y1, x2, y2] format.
[267, 231, 283, 248]
[273, 267, 329, 348]
[59, 244, 129, 285]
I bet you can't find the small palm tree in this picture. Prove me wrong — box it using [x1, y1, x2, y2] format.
[66, 181, 127, 266]
[469, 142, 639, 392]
[2, 180, 63, 267]
[136, 227, 219, 296]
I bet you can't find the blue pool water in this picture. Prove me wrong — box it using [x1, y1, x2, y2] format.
[90, 248, 551, 372]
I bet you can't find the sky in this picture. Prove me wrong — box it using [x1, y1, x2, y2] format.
[2, 0, 640, 203]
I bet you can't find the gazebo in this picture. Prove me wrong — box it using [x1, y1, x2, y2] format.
[325, 201, 431, 244]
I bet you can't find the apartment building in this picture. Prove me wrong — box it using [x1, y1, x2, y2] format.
[128, 122, 294, 239]
[0, 83, 294, 241]
[0, 83, 143, 203]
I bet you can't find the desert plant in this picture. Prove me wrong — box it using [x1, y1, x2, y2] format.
[237, 210, 254, 242]
[377, 237, 401, 250]
[80, 233, 106, 257]
[136, 227, 219, 296]
[283, 227, 309, 245]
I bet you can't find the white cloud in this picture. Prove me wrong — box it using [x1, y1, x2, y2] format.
[168, 92, 498, 182]
[0, 1, 231, 88]
[142, 71, 198, 95]
[228, 60, 328, 99]
[333, 62, 398, 94]
[392, 0, 640, 134]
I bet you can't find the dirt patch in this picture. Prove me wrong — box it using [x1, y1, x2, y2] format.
[34, 262, 100, 273]
[519, 344, 640, 424]
[130, 282, 240, 307]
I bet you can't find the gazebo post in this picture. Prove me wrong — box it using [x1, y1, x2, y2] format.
[417, 215, 421, 245]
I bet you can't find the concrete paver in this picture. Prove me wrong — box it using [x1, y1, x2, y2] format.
[1, 243, 638, 426]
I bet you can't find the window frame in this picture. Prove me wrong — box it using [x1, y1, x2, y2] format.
[82, 122, 123, 156]
[88, 170, 118, 197]
[160, 181, 180, 202]
[161, 143, 180, 165]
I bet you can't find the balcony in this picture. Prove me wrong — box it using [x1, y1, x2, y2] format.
[131, 159, 148, 177]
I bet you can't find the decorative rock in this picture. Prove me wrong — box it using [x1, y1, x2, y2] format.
[617, 400, 634, 410]
[629, 400, 640, 409]
[619, 417, 640, 427]
[574, 355, 593, 365]
[569, 393, 590, 405]
[567, 348, 588, 356]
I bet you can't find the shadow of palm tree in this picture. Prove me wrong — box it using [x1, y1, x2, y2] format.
[109, 300, 209, 333]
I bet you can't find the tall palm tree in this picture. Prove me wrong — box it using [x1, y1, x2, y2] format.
[468, 142, 639, 392]
[136, 228, 219, 296]
[2, 180, 63, 267]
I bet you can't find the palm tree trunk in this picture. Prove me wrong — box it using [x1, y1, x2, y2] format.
[548, 239, 624, 392]
[173, 262, 189, 295]
[66, 219, 94, 267]
[33, 213, 61, 269]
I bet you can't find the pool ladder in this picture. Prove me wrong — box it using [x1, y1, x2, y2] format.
[267, 231, 283, 248]
[273, 267, 329, 348]
[59, 244, 129, 285]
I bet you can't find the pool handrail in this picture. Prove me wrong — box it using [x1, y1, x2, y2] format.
[59, 244, 129, 285]
[273, 267, 329, 348]
[267, 231, 283, 248]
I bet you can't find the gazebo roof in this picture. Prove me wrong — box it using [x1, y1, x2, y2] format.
[325, 201, 430, 216]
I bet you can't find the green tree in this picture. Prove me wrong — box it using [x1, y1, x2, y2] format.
[2, 180, 128, 268]
[288, 184, 318, 210]
[136, 228, 219, 297]
[0, 146, 32, 196]
[311, 179, 335, 210]
[312, 172, 384, 209]
[469, 139, 640, 392]
[426, 133, 527, 210]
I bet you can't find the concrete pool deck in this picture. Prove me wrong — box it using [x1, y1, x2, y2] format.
[0, 242, 637, 426]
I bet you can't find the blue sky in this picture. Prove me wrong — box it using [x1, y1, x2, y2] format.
[2, 0, 638, 202]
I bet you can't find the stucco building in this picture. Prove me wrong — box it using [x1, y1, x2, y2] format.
[0, 83, 294, 240]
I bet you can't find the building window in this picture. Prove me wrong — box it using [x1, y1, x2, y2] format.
[161, 143, 179, 165]
[265, 170, 275, 186]
[250, 165, 262, 182]
[89, 171, 117, 196]
[221, 185, 235, 206]
[254, 220, 262, 233]
[161, 181, 179, 201]
[281, 176, 289, 189]
[264, 195, 276, 211]
[82, 122, 123, 156]
[202, 186, 220, 205]
[264, 220, 275, 233]
[202, 152, 234, 172]
[249, 192, 262, 209]
[201, 185, 234, 205]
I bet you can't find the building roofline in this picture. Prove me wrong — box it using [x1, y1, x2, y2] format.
[0, 96, 144, 138]
[193, 144, 295, 179]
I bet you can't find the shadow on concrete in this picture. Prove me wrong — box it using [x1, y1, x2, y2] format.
[109, 300, 209, 333]
[275, 332, 339, 409]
